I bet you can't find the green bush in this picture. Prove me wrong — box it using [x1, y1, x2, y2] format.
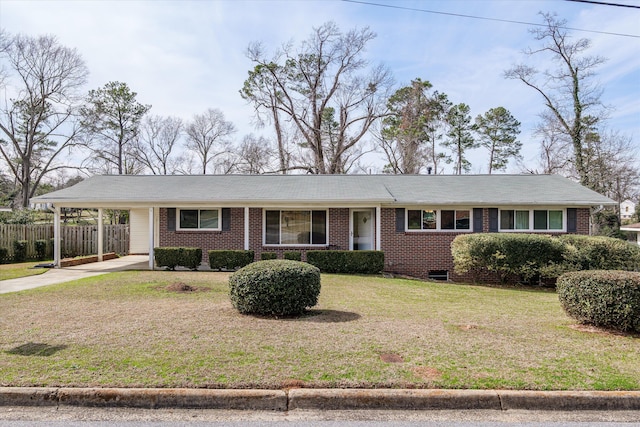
[229, 260, 321, 316]
[208, 250, 254, 271]
[0, 248, 8, 264]
[451, 233, 565, 283]
[306, 250, 384, 274]
[154, 247, 202, 270]
[260, 252, 278, 260]
[34, 240, 47, 261]
[557, 270, 640, 333]
[283, 251, 302, 261]
[558, 234, 640, 271]
[12, 240, 28, 263]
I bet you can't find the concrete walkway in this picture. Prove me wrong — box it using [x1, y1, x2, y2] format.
[0, 255, 149, 294]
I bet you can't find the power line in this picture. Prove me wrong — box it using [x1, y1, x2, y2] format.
[566, 0, 640, 9]
[341, 0, 640, 39]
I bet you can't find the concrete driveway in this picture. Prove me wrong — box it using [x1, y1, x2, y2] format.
[0, 255, 149, 294]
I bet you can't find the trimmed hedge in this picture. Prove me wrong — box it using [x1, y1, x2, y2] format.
[260, 252, 278, 260]
[558, 234, 640, 271]
[557, 270, 640, 333]
[451, 233, 565, 283]
[208, 250, 254, 271]
[154, 247, 202, 270]
[229, 260, 321, 316]
[306, 250, 384, 274]
[12, 240, 28, 263]
[34, 240, 47, 261]
[0, 248, 8, 264]
[283, 251, 302, 261]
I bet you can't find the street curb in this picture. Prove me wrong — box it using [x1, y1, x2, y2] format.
[288, 389, 502, 410]
[1, 387, 639, 411]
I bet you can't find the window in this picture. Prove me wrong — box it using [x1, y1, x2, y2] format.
[500, 210, 529, 230]
[406, 209, 471, 231]
[500, 209, 563, 231]
[178, 209, 220, 230]
[264, 210, 327, 245]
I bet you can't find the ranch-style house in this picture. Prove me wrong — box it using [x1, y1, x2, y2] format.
[31, 174, 615, 281]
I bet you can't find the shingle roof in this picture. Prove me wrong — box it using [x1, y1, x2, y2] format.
[31, 174, 615, 207]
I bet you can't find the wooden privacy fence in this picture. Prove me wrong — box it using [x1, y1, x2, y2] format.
[0, 224, 129, 259]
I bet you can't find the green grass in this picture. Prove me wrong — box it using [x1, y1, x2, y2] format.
[0, 261, 51, 281]
[0, 271, 638, 390]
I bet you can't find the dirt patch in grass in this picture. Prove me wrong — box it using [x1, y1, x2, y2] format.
[163, 282, 210, 293]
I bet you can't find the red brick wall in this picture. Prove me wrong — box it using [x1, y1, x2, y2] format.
[157, 206, 592, 279]
[158, 208, 245, 262]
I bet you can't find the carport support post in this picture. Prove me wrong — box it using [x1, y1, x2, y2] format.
[375, 206, 381, 251]
[244, 207, 249, 250]
[53, 206, 61, 268]
[149, 207, 155, 270]
[97, 208, 104, 262]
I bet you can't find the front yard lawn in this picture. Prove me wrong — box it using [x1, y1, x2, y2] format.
[0, 261, 51, 281]
[0, 271, 638, 390]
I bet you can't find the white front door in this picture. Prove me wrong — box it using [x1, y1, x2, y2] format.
[351, 209, 374, 250]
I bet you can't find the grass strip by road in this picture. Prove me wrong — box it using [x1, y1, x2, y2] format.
[0, 271, 638, 390]
[0, 261, 51, 281]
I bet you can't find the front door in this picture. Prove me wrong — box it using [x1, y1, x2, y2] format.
[351, 209, 374, 250]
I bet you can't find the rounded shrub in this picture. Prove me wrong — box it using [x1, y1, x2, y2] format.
[229, 260, 321, 316]
[557, 270, 640, 333]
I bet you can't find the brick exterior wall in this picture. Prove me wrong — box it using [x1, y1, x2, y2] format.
[157, 206, 592, 280]
[158, 208, 244, 262]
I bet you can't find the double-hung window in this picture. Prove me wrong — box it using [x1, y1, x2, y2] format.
[265, 210, 327, 245]
[499, 209, 564, 231]
[177, 209, 220, 230]
[406, 209, 470, 231]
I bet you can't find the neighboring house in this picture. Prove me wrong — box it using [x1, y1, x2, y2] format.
[621, 223, 640, 247]
[620, 200, 636, 220]
[31, 174, 615, 281]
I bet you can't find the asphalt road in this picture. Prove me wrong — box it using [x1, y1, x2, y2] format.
[1, 407, 639, 426]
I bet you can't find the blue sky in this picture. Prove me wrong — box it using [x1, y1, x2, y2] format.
[1, 0, 638, 173]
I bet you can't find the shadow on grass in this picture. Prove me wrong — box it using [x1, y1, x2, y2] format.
[6, 342, 67, 356]
[289, 309, 361, 323]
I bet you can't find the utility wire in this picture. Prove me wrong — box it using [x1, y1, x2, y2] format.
[341, 0, 640, 39]
[566, 0, 640, 9]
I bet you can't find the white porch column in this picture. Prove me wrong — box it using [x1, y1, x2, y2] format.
[53, 206, 61, 268]
[244, 207, 250, 250]
[149, 207, 155, 270]
[375, 206, 381, 251]
[97, 208, 104, 262]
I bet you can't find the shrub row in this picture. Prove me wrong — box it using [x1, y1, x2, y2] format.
[452, 233, 640, 284]
[154, 247, 202, 270]
[209, 250, 254, 271]
[229, 260, 321, 316]
[557, 270, 640, 333]
[306, 250, 384, 274]
[154, 247, 385, 275]
[259, 251, 302, 261]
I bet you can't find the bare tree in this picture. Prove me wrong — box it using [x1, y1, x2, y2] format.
[0, 33, 88, 207]
[240, 61, 292, 173]
[80, 81, 150, 175]
[134, 115, 184, 175]
[242, 22, 393, 174]
[185, 108, 235, 174]
[505, 12, 606, 188]
[233, 134, 275, 174]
